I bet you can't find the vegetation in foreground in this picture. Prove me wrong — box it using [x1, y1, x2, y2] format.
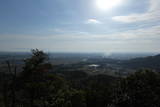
[0, 49, 160, 107]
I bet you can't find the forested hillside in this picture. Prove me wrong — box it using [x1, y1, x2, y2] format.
[0, 49, 160, 107]
[122, 54, 160, 71]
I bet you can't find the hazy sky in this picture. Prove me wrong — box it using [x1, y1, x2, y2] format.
[0, 0, 160, 53]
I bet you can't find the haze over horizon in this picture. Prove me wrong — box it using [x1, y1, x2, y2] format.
[0, 0, 160, 53]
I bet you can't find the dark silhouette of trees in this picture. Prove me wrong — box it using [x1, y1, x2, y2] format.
[113, 70, 160, 107]
[0, 49, 160, 107]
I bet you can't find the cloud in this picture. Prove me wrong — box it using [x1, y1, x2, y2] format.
[86, 19, 102, 24]
[1, 25, 160, 53]
[91, 25, 160, 41]
[2, 25, 160, 41]
[112, 0, 160, 23]
[49, 28, 64, 33]
[44, 25, 160, 44]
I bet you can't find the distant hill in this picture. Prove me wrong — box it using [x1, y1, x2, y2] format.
[106, 53, 156, 60]
[121, 54, 160, 71]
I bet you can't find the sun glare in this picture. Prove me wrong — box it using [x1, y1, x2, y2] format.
[96, 0, 122, 11]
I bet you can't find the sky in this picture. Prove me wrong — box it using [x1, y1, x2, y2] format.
[0, 0, 160, 53]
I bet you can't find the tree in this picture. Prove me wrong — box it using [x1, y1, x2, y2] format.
[113, 70, 160, 107]
[84, 75, 116, 107]
[19, 49, 75, 107]
[20, 49, 52, 107]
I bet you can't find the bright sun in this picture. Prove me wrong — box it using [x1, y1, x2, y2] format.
[96, 0, 122, 11]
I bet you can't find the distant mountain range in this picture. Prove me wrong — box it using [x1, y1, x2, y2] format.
[121, 54, 160, 71]
[0, 52, 160, 72]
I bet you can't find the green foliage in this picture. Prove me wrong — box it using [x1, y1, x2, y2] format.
[70, 89, 86, 107]
[84, 75, 116, 107]
[20, 49, 72, 107]
[1, 49, 160, 107]
[113, 70, 160, 107]
[23, 49, 50, 73]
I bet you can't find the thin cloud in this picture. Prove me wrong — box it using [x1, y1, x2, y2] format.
[86, 19, 102, 24]
[93, 25, 160, 41]
[2, 25, 160, 41]
[1, 25, 160, 53]
[112, 0, 160, 23]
